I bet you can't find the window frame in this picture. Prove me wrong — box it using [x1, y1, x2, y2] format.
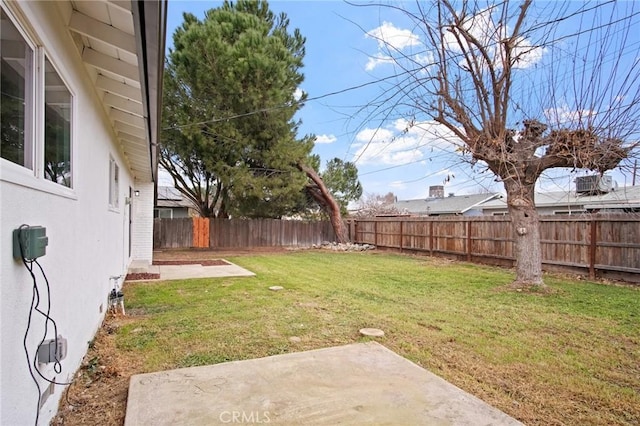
[553, 210, 585, 215]
[0, 2, 77, 199]
[1, 4, 37, 173]
[42, 54, 73, 188]
[108, 156, 120, 210]
[155, 208, 174, 219]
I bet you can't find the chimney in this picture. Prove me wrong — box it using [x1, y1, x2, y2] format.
[429, 185, 444, 198]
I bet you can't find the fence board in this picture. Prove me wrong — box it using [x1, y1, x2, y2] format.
[207, 218, 336, 249]
[348, 214, 639, 281]
[153, 218, 192, 249]
[596, 217, 640, 270]
[192, 217, 209, 248]
[153, 215, 639, 280]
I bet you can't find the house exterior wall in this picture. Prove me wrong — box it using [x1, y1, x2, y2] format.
[172, 207, 191, 218]
[0, 2, 146, 424]
[154, 206, 190, 218]
[483, 206, 587, 216]
[538, 206, 585, 215]
[131, 182, 154, 264]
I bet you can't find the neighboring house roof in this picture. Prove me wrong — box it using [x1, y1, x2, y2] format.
[394, 193, 502, 215]
[480, 186, 640, 212]
[63, 0, 166, 183]
[156, 186, 197, 209]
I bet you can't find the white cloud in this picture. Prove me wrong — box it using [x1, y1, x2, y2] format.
[396, 118, 462, 152]
[415, 53, 434, 66]
[511, 37, 546, 69]
[356, 127, 395, 144]
[443, 7, 494, 52]
[315, 134, 337, 144]
[353, 135, 423, 165]
[363, 8, 543, 74]
[294, 88, 304, 101]
[365, 54, 395, 71]
[544, 105, 595, 127]
[365, 22, 423, 71]
[391, 118, 409, 132]
[366, 21, 421, 51]
[352, 120, 462, 165]
[443, 7, 544, 70]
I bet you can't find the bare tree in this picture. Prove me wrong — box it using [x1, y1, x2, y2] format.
[353, 192, 400, 217]
[358, 0, 640, 287]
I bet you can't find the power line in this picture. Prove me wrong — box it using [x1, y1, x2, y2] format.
[162, 70, 415, 131]
[162, 2, 640, 181]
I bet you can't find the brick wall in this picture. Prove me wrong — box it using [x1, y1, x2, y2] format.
[131, 182, 154, 263]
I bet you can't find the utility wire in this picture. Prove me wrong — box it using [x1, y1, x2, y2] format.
[161, 3, 639, 179]
[162, 70, 415, 131]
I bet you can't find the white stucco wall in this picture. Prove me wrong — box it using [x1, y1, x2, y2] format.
[0, 2, 150, 424]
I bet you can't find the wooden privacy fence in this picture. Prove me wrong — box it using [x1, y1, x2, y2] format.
[347, 214, 640, 281]
[154, 218, 336, 250]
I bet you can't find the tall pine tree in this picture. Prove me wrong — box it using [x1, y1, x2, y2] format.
[161, 0, 312, 218]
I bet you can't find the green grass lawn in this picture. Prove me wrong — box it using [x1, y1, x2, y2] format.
[120, 251, 639, 425]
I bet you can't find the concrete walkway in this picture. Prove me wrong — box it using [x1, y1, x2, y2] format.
[125, 342, 522, 425]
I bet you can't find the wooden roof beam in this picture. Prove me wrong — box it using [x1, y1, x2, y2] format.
[68, 10, 136, 54]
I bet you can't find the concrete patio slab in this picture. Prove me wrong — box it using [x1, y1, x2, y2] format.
[157, 263, 255, 280]
[125, 342, 522, 426]
[126, 261, 255, 281]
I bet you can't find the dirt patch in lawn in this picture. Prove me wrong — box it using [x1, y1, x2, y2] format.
[52, 315, 142, 426]
[125, 272, 160, 281]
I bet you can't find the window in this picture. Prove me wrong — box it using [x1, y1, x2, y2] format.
[154, 208, 173, 219]
[44, 57, 72, 187]
[1, 7, 34, 169]
[1, 5, 74, 190]
[109, 157, 119, 208]
[553, 210, 585, 215]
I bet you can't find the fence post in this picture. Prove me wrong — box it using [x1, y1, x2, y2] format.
[399, 220, 404, 253]
[191, 218, 197, 248]
[153, 218, 160, 249]
[589, 217, 597, 279]
[209, 218, 215, 249]
[374, 221, 378, 246]
[466, 220, 472, 261]
[429, 220, 434, 256]
[354, 220, 359, 244]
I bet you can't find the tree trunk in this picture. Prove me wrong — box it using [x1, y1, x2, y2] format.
[298, 163, 348, 243]
[504, 180, 545, 287]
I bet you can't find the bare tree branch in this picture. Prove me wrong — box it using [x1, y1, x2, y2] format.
[355, 0, 640, 287]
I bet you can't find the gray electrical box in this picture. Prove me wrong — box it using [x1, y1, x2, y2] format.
[37, 335, 68, 363]
[13, 226, 48, 260]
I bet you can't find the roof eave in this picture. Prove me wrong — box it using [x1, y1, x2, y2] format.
[461, 193, 501, 213]
[131, 0, 167, 185]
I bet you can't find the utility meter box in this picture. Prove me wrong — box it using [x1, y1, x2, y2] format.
[13, 226, 48, 260]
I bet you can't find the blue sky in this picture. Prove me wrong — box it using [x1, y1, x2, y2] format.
[161, 1, 640, 200]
